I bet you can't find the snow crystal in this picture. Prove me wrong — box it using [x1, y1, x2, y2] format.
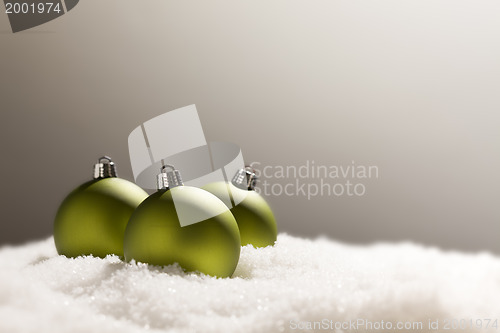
[0, 235, 499, 333]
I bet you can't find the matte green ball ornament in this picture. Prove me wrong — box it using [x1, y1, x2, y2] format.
[54, 156, 148, 258]
[123, 165, 241, 278]
[203, 167, 278, 248]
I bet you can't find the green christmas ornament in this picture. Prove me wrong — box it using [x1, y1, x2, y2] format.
[54, 156, 148, 258]
[203, 166, 278, 248]
[123, 165, 241, 278]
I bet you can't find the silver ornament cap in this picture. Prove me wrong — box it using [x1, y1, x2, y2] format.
[232, 166, 257, 191]
[93, 156, 118, 179]
[157, 164, 184, 190]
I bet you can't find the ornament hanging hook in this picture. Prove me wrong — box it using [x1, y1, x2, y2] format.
[245, 165, 256, 174]
[160, 164, 176, 173]
[98, 156, 113, 164]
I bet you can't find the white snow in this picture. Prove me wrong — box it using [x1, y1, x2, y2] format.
[0, 234, 499, 333]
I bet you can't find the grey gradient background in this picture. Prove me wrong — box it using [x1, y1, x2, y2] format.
[0, 0, 499, 252]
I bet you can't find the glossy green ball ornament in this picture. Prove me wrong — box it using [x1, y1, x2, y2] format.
[203, 167, 278, 248]
[54, 156, 148, 258]
[123, 165, 241, 278]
